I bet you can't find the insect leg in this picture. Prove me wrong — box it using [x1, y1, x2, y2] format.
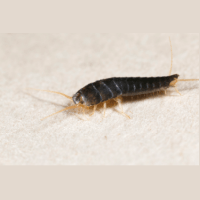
[90, 105, 97, 117]
[82, 107, 89, 120]
[160, 90, 167, 95]
[114, 98, 130, 119]
[103, 102, 107, 118]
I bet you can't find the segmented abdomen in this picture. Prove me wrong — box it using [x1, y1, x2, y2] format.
[79, 74, 179, 106]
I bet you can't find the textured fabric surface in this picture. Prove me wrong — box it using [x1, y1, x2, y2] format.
[0, 33, 199, 165]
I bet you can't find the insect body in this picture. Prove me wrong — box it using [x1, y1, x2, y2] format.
[29, 38, 199, 120]
[73, 75, 179, 107]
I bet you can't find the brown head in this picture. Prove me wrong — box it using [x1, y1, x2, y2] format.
[72, 92, 86, 105]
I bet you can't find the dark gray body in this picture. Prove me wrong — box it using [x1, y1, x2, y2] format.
[73, 74, 179, 106]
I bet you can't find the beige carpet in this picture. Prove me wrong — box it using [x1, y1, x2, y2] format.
[0, 33, 199, 165]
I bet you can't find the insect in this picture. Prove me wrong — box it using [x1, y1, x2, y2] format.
[29, 38, 199, 120]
